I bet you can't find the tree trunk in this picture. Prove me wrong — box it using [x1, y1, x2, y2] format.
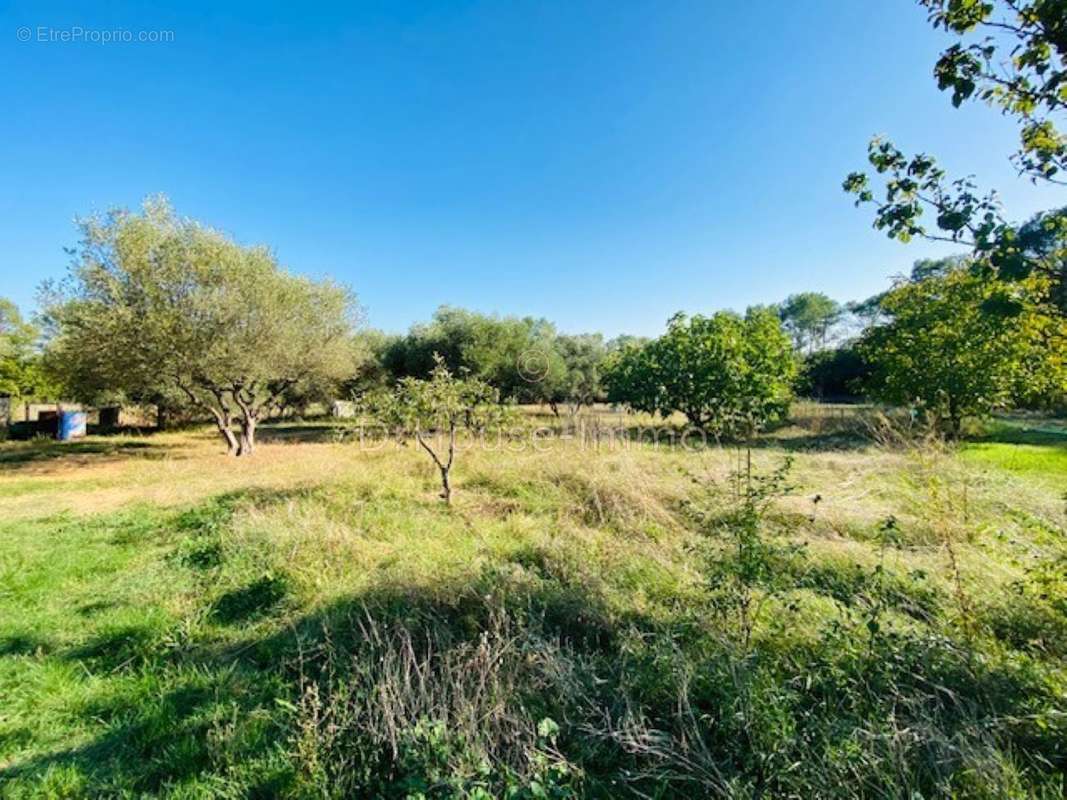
[439, 465, 452, 504]
[210, 392, 239, 456]
[205, 394, 239, 455]
[946, 397, 962, 440]
[230, 386, 260, 457]
[416, 423, 456, 504]
[210, 412, 238, 455]
[156, 405, 169, 431]
[204, 401, 238, 456]
[238, 416, 256, 456]
[222, 424, 239, 455]
[177, 383, 238, 455]
[445, 422, 456, 503]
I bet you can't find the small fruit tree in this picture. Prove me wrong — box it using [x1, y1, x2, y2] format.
[371, 356, 511, 504]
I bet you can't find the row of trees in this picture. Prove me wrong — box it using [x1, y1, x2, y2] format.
[365, 308, 613, 416]
[358, 299, 837, 435]
[364, 245, 1064, 439]
[2, 206, 1063, 451]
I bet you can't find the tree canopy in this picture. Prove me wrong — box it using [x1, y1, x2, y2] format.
[380, 307, 615, 411]
[0, 298, 46, 400]
[777, 292, 842, 353]
[43, 197, 358, 454]
[859, 265, 1062, 434]
[383, 307, 564, 402]
[1, 299, 63, 410]
[606, 308, 796, 437]
[544, 334, 608, 416]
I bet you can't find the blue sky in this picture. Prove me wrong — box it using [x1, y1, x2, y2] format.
[2, 1, 1062, 336]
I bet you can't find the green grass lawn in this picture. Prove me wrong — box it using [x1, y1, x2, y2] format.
[1, 414, 1065, 798]
[960, 419, 1067, 487]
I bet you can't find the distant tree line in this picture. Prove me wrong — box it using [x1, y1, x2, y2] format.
[4, 0, 1066, 446]
[1, 197, 1063, 450]
[364, 307, 616, 417]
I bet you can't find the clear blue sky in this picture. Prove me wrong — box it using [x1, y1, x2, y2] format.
[2, 1, 1062, 337]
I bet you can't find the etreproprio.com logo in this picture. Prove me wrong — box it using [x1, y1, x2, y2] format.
[17, 26, 175, 44]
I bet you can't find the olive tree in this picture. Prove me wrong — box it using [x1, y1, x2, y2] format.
[382, 306, 566, 402]
[344, 329, 399, 401]
[547, 334, 607, 416]
[43, 197, 358, 455]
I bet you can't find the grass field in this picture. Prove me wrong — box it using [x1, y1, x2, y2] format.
[1, 409, 1065, 798]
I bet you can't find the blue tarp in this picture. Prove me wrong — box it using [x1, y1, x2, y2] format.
[58, 411, 87, 441]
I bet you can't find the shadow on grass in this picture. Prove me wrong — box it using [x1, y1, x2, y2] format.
[753, 429, 872, 452]
[0, 563, 620, 796]
[76, 599, 123, 618]
[211, 575, 289, 624]
[767, 416, 1067, 453]
[513, 421, 876, 455]
[62, 625, 161, 672]
[0, 632, 53, 657]
[256, 421, 355, 444]
[0, 681, 249, 796]
[3, 486, 1064, 797]
[0, 439, 176, 469]
[973, 423, 1067, 448]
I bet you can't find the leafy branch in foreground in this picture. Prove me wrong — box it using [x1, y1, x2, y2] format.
[843, 139, 1009, 248]
[844, 1, 1067, 317]
[921, 0, 1066, 184]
